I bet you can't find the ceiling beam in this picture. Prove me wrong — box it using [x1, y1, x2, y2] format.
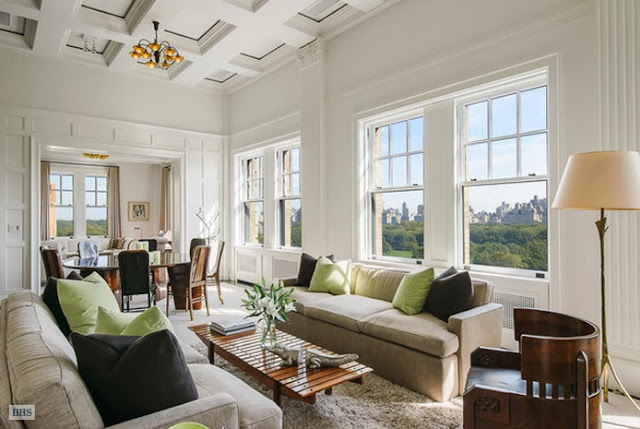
[31, 0, 79, 54]
[0, 0, 41, 21]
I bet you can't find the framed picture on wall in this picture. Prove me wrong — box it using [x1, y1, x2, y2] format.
[128, 201, 149, 221]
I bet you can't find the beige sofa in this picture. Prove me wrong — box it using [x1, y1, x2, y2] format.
[0, 291, 282, 429]
[277, 264, 503, 402]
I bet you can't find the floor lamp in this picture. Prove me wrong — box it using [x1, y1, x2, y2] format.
[553, 150, 640, 411]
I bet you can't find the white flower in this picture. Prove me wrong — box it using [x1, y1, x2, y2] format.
[284, 302, 296, 313]
[258, 297, 270, 309]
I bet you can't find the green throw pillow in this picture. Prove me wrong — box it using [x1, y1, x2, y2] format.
[392, 268, 435, 315]
[308, 256, 352, 295]
[95, 306, 175, 336]
[94, 306, 138, 334]
[121, 306, 175, 336]
[57, 272, 120, 334]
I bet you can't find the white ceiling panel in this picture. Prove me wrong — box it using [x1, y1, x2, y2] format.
[164, 11, 222, 41]
[241, 38, 283, 60]
[0, 14, 25, 35]
[66, 31, 110, 54]
[81, 0, 135, 19]
[300, 0, 346, 22]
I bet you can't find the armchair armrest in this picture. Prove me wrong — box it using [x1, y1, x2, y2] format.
[448, 303, 503, 395]
[107, 393, 239, 429]
[277, 277, 298, 287]
[470, 346, 521, 370]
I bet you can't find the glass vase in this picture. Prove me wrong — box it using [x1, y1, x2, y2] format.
[260, 319, 277, 348]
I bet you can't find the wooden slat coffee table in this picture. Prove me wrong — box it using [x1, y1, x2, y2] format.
[189, 324, 373, 407]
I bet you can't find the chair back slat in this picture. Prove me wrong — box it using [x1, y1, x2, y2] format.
[190, 245, 211, 284]
[212, 241, 225, 274]
[118, 250, 151, 294]
[40, 247, 64, 279]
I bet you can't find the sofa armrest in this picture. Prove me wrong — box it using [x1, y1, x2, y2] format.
[277, 277, 297, 287]
[107, 393, 239, 429]
[448, 303, 503, 395]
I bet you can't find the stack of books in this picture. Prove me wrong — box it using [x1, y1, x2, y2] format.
[210, 319, 256, 336]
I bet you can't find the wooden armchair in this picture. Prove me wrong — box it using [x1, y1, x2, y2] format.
[463, 308, 601, 429]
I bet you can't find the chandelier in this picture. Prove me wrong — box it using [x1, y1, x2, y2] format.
[130, 21, 183, 70]
[83, 153, 109, 160]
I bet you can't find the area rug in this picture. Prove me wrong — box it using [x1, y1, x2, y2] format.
[189, 339, 463, 429]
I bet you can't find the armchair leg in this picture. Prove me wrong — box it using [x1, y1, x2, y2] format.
[165, 286, 170, 316]
[203, 284, 210, 316]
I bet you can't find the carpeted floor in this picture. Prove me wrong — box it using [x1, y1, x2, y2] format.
[163, 282, 640, 429]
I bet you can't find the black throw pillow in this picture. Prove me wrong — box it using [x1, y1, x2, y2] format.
[41, 271, 83, 337]
[70, 330, 198, 426]
[425, 270, 475, 322]
[295, 253, 335, 287]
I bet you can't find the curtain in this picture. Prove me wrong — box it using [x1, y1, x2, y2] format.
[159, 166, 171, 231]
[40, 162, 51, 241]
[108, 167, 122, 238]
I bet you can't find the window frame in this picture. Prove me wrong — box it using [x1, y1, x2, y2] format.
[49, 173, 75, 238]
[455, 76, 549, 278]
[85, 175, 109, 237]
[366, 109, 426, 265]
[276, 144, 302, 249]
[241, 154, 265, 247]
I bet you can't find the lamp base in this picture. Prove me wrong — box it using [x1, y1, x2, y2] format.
[602, 353, 640, 411]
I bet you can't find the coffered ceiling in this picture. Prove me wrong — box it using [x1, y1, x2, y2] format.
[0, 0, 399, 93]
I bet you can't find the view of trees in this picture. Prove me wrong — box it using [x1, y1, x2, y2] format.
[469, 223, 547, 271]
[54, 219, 107, 237]
[382, 221, 424, 259]
[381, 220, 547, 271]
[291, 221, 301, 248]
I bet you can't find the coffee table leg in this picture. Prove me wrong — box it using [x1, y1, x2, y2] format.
[273, 386, 282, 407]
[325, 388, 333, 396]
[208, 345, 215, 365]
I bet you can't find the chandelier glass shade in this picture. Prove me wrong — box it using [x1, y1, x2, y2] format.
[130, 21, 183, 70]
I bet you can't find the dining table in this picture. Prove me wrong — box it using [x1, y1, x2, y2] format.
[63, 252, 191, 305]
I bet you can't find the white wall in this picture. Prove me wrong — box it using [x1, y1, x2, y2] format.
[226, 0, 640, 393]
[0, 46, 224, 134]
[118, 162, 163, 238]
[0, 45, 226, 294]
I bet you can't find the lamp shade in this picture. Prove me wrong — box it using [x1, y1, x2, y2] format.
[553, 150, 640, 210]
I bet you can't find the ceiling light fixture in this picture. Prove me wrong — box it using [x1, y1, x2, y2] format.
[130, 21, 183, 70]
[83, 153, 110, 160]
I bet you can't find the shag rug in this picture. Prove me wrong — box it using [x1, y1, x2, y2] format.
[190, 341, 463, 429]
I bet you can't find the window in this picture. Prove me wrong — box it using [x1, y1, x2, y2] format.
[243, 156, 264, 245]
[278, 147, 302, 248]
[460, 85, 548, 273]
[85, 176, 108, 236]
[49, 174, 74, 237]
[369, 116, 425, 260]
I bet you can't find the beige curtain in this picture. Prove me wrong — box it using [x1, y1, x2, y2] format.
[159, 166, 171, 231]
[107, 167, 122, 238]
[40, 162, 51, 241]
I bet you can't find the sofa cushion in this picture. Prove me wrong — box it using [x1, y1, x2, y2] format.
[359, 309, 459, 358]
[289, 287, 333, 315]
[353, 266, 409, 302]
[304, 295, 393, 332]
[5, 291, 104, 429]
[189, 364, 282, 429]
[71, 330, 198, 426]
[95, 306, 175, 336]
[392, 268, 434, 315]
[41, 271, 84, 337]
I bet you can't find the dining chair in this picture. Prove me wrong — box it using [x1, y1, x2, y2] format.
[166, 238, 207, 317]
[118, 250, 158, 312]
[78, 241, 99, 259]
[40, 246, 65, 279]
[208, 241, 225, 305]
[186, 245, 211, 321]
